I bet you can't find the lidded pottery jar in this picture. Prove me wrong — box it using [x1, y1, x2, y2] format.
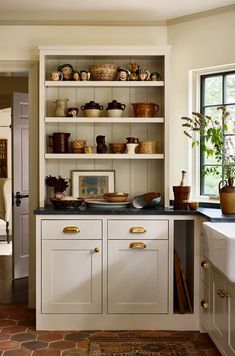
[219, 178, 235, 214]
[106, 100, 126, 117]
[81, 101, 103, 117]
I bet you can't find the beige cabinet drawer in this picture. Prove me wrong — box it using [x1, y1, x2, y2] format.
[42, 219, 102, 239]
[107, 219, 168, 240]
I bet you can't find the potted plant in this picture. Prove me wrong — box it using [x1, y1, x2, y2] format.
[45, 175, 69, 199]
[181, 106, 235, 213]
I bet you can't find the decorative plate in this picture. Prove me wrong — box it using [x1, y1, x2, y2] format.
[85, 199, 130, 209]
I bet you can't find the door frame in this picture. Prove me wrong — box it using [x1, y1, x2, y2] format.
[0, 61, 38, 307]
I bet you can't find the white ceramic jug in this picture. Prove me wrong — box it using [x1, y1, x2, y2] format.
[126, 143, 138, 154]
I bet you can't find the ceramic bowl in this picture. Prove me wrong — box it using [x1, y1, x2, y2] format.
[106, 109, 124, 118]
[50, 198, 84, 209]
[109, 143, 126, 153]
[188, 201, 199, 211]
[103, 192, 129, 202]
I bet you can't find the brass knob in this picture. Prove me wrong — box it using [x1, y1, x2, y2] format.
[201, 260, 209, 269]
[201, 299, 209, 310]
[217, 289, 226, 298]
[129, 242, 146, 249]
[63, 226, 80, 233]
[94, 247, 99, 253]
[129, 227, 146, 234]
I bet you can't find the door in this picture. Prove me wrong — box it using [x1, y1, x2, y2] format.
[42, 239, 102, 313]
[108, 239, 168, 313]
[12, 92, 29, 279]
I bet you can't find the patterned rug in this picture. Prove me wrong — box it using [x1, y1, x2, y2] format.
[88, 338, 200, 355]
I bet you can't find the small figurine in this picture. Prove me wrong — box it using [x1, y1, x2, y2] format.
[50, 71, 63, 81]
[138, 69, 150, 81]
[96, 135, 107, 154]
[129, 63, 140, 81]
[150, 72, 161, 81]
[117, 68, 130, 81]
[58, 63, 74, 81]
[80, 70, 90, 81]
[73, 71, 80, 81]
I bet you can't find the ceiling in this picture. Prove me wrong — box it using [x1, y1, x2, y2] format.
[0, 0, 235, 26]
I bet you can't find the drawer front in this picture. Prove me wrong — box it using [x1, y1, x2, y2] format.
[108, 219, 168, 240]
[200, 257, 210, 286]
[42, 219, 102, 239]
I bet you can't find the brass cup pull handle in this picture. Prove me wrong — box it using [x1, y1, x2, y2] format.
[94, 247, 99, 253]
[63, 226, 80, 234]
[201, 260, 209, 269]
[130, 242, 146, 249]
[201, 299, 209, 310]
[129, 227, 146, 234]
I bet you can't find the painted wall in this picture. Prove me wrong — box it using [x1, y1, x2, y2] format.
[0, 13, 234, 306]
[167, 10, 235, 197]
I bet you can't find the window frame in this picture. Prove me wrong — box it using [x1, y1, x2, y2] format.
[189, 63, 235, 202]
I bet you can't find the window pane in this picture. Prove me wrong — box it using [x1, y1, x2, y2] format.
[204, 106, 221, 131]
[225, 105, 235, 133]
[225, 74, 235, 104]
[201, 166, 222, 195]
[204, 76, 222, 105]
[224, 136, 235, 161]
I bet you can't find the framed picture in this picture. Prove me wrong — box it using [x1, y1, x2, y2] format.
[72, 170, 115, 199]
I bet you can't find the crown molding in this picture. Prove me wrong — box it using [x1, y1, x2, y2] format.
[167, 4, 235, 25]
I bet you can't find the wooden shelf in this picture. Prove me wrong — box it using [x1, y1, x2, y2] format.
[45, 153, 164, 160]
[45, 117, 165, 123]
[45, 81, 164, 88]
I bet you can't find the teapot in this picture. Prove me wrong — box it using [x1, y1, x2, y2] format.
[219, 178, 235, 214]
[51, 99, 69, 117]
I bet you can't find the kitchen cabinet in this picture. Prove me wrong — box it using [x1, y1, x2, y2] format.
[39, 45, 170, 207]
[107, 219, 168, 313]
[36, 214, 200, 330]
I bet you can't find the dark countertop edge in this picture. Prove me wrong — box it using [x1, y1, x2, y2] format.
[34, 206, 235, 221]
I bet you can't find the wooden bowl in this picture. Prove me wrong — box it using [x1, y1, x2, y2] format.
[103, 192, 129, 202]
[109, 143, 126, 153]
[50, 198, 84, 209]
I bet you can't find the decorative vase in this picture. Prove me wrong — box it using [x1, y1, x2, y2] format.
[219, 178, 235, 214]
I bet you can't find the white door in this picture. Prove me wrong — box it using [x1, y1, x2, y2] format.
[42, 239, 102, 313]
[12, 92, 29, 279]
[108, 239, 168, 313]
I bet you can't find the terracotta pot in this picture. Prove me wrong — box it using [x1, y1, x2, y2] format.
[132, 103, 159, 117]
[219, 178, 235, 214]
[173, 186, 190, 210]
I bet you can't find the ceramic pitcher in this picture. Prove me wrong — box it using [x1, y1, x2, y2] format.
[52, 99, 69, 117]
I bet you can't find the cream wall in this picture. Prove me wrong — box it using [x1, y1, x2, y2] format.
[167, 10, 235, 197]
[0, 14, 234, 306]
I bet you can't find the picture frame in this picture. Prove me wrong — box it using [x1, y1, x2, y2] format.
[72, 170, 115, 199]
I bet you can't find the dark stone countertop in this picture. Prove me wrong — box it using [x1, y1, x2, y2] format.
[34, 205, 235, 222]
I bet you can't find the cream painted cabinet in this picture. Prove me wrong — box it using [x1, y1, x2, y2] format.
[39, 45, 170, 207]
[107, 239, 168, 313]
[42, 239, 102, 314]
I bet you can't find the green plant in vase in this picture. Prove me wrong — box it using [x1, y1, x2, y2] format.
[181, 106, 235, 213]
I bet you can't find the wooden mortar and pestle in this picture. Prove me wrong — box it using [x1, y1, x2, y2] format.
[173, 171, 191, 210]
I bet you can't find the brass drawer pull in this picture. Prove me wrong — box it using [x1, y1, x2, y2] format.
[130, 242, 146, 249]
[201, 260, 209, 269]
[201, 299, 209, 310]
[63, 226, 80, 234]
[129, 227, 146, 234]
[94, 247, 99, 253]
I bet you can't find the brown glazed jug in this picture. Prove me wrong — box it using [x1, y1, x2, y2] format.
[219, 178, 235, 214]
[49, 132, 70, 153]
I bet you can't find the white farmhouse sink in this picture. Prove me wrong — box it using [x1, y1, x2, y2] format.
[203, 222, 235, 283]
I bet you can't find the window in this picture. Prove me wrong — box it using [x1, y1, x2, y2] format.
[200, 71, 235, 195]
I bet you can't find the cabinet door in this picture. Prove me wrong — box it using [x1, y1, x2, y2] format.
[210, 267, 228, 353]
[227, 282, 235, 355]
[42, 240, 102, 313]
[108, 239, 168, 313]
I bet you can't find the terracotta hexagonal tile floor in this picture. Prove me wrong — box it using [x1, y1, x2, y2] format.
[0, 304, 221, 355]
